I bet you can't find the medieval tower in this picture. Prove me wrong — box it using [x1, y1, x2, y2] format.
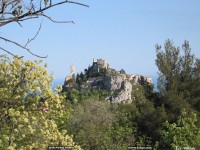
[70, 65, 75, 79]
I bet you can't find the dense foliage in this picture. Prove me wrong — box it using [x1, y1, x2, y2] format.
[62, 40, 200, 149]
[1, 39, 200, 149]
[154, 40, 200, 149]
[0, 55, 81, 150]
[160, 110, 200, 149]
[155, 40, 200, 121]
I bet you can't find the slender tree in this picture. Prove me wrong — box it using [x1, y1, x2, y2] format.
[155, 40, 200, 121]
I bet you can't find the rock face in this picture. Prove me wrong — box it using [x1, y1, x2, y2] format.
[63, 58, 153, 104]
[111, 80, 132, 103]
[101, 75, 132, 103]
[103, 76, 123, 91]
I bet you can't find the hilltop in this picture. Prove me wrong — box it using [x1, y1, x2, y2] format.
[62, 59, 154, 103]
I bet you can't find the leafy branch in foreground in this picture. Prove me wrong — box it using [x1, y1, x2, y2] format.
[0, 55, 81, 149]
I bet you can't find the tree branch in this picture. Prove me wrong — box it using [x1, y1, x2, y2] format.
[41, 14, 75, 24]
[0, 0, 89, 58]
[0, 0, 89, 27]
[0, 36, 47, 58]
[0, 47, 15, 57]
[25, 21, 42, 47]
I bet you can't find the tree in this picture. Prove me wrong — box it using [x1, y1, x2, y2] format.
[135, 100, 167, 146]
[155, 40, 200, 121]
[155, 39, 181, 94]
[0, 55, 81, 149]
[160, 111, 200, 149]
[67, 99, 117, 150]
[131, 82, 167, 147]
[0, 0, 89, 58]
[65, 89, 80, 103]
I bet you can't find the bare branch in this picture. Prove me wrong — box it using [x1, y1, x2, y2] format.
[18, 16, 39, 22]
[67, 1, 89, 7]
[0, 0, 89, 58]
[0, 0, 89, 27]
[16, 20, 22, 27]
[41, 14, 74, 24]
[25, 21, 42, 47]
[0, 36, 47, 58]
[0, 46, 15, 57]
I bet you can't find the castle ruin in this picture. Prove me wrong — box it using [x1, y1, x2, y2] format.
[93, 58, 109, 69]
[65, 65, 75, 84]
[129, 74, 153, 84]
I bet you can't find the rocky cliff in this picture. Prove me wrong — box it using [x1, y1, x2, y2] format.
[63, 59, 153, 104]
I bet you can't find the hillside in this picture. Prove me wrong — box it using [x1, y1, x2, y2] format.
[62, 58, 154, 103]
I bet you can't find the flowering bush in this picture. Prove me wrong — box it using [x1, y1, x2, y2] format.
[0, 55, 81, 150]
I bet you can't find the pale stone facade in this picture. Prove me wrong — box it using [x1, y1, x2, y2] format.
[65, 65, 75, 83]
[129, 74, 153, 84]
[93, 58, 109, 69]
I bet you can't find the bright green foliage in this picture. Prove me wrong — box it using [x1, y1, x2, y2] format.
[0, 55, 81, 150]
[160, 111, 200, 149]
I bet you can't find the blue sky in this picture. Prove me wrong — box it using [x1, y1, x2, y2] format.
[1, 0, 200, 83]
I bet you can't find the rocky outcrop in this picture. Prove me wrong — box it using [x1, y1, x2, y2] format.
[111, 80, 132, 103]
[101, 75, 132, 103]
[103, 76, 123, 91]
[63, 58, 153, 104]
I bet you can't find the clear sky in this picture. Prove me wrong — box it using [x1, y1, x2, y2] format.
[1, 0, 200, 82]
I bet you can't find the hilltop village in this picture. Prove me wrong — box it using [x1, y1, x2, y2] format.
[63, 59, 153, 103]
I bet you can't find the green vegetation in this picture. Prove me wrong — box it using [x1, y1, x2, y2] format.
[1, 39, 200, 149]
[160, 110, 200, 149]
[0, 55, 81, 150]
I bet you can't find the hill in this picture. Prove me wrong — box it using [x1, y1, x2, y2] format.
[62, 58, 154, 103]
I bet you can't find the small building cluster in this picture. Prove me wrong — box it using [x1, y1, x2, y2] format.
[128, 74, 153, 85]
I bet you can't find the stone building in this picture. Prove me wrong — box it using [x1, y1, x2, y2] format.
[64, 65, 75, 85]
[129, 74, 153, 85]
[93, 58, 109, 71]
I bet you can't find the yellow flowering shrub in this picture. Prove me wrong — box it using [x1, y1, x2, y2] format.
[0, 55, 81, 150]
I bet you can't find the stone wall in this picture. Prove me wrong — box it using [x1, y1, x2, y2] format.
[93, 58, 109, 69]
